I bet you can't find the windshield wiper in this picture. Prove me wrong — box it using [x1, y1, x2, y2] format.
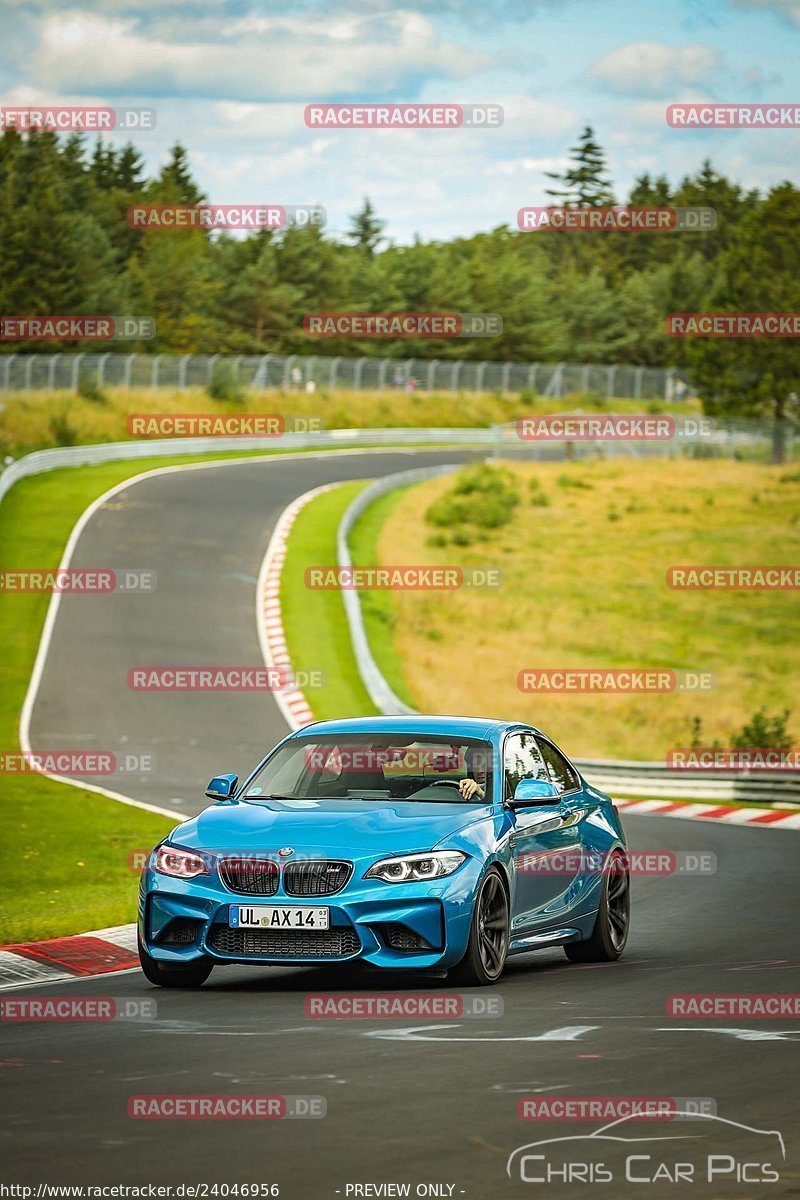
[349, 795, 478, 804]
[246, 792, 304, 801]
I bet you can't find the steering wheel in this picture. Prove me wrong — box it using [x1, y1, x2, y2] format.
[428, 779, 464, 790]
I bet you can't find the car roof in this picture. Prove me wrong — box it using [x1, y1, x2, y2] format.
[289, 714, 525, 740]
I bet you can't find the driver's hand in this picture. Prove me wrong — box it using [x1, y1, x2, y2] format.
[459, 778, 484, 800]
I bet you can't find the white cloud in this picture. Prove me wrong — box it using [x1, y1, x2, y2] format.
[493, 154, 570, 176]
[590, 41, 719, 97]
[496, 95, 578, 140]
[31, 8, 489, 101]
[620, 95, 714, 129]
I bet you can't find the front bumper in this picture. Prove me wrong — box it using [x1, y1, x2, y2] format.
[139, 852, 484, 971]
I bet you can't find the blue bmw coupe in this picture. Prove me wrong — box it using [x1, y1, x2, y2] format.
[138, 716, 629, 988]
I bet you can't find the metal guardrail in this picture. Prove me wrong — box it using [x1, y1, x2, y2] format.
[0, 428, 498, 507]
[0, 352, 679, 401]
[336, 468, 800, 805]
[337, 465, 459, 716]
[576, 760, 800, 804]
[0, 413, 783, 508]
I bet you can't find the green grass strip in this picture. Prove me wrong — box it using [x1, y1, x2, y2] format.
[347, 486, 417, 709]
[279, 482, 378, 721]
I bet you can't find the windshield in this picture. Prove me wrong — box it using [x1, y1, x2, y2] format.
[243, 733, 494, 804]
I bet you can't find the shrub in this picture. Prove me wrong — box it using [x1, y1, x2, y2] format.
[556, 473, 594, 490]
[690, 710, 793, 752]
[425, 464, 519, 532]
[77, 373, 109, 406]
[206, 362, 246, 404]
[49, 412, 78, 446]
[732, 709, 792, 751]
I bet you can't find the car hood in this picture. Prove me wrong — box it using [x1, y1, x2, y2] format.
[169, 796, 490, 857]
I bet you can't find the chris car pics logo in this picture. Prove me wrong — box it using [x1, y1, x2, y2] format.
[506, 1112, 784, 1186]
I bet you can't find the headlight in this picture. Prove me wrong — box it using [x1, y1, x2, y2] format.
[153, 844, 211, 879]
[365, 851, 466, 883]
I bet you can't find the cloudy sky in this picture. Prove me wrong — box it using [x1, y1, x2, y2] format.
[1, 0, 799, 243]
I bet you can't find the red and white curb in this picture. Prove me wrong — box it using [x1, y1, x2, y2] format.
[613, 796, 800, 829]
[256, 482, 341, 731]
[0, 924, 138, 990]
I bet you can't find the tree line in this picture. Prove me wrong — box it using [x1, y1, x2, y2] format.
[0, 125, 798, 420]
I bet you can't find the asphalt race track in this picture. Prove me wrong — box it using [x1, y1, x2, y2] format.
[28, 450, 483, 811]
[8, 449, 800, 1198]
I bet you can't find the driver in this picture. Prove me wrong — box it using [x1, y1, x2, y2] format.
[459, 747, 487, 801]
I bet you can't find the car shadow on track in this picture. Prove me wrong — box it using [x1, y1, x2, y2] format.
[144, 948, 652, 995]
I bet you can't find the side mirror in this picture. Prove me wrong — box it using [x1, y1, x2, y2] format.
[205, 772, 239, 802]
[511, 777, 559, 806]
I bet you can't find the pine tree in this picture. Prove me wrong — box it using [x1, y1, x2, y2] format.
[116, 144, 145, 190]
[347, 197, 386, 256]
[545, 126, 615, 206]
[685, 182, 800, 460]
[152, 143, 205, 204]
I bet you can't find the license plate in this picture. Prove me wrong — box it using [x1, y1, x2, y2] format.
[229, 905, 330, 930]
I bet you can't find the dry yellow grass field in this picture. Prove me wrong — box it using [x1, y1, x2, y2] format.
[374, 458, 800, 760]
[0, 386, 697, 457]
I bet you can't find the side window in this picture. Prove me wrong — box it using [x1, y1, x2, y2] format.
[503, 733, 549, 799]
[535, 737, 579, 794]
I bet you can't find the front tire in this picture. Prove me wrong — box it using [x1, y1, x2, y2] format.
[451, 867, 509, 986]
[138, 933, 214, 988]
[564, 849, 630, 963]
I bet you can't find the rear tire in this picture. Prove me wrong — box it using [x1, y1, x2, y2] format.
[138, 932, 214, 988]
[564, 849, 630, 963]
[450, 867, 509, 987]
